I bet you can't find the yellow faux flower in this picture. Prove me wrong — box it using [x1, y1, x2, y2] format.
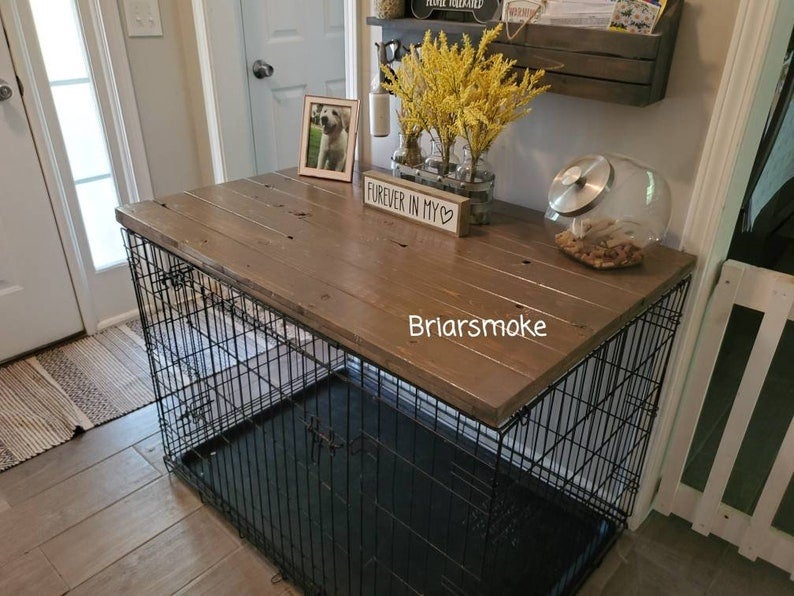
[382, 24, 550, 179]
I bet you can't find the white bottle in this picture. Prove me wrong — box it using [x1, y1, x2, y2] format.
[369, 75, 390, 138]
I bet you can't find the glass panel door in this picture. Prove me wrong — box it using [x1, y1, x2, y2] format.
[30, 0, 125, 269]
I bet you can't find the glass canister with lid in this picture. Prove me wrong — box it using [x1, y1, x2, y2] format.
[545, 154, 672, 270]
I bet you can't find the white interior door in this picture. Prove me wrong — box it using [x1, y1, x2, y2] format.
[1, 0, 150, 331]
[242, 0, 347, 174]
[0, 24, 83, 362]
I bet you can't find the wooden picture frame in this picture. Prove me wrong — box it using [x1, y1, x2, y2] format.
[298, 95, 359, 182]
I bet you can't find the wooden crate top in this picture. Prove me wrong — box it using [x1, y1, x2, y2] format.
[116, 166, 695, 428]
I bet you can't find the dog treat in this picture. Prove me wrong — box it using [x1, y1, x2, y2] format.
[555, 218, 645, 269]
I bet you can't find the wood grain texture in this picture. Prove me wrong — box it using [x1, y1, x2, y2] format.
[0, 403, 158, 506]
[0, 549, 68, 596]
[206, 177, 619, 328]
[133, 433, 167, 475]
[491, 42, 655, 84]
[117, 201, 533, 425]
[116, 167, 694, 427]
[493, 14, 667, 60]
[368, 0, 683, 106]
[277, 167, 693, 313]
[41, 475, 202, 587]
[174, 546, 289, 596]
[68, 508, 238, 595]
[0, 448, 159, 567]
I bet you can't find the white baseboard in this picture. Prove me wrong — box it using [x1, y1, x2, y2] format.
[96, 309, 140, 332]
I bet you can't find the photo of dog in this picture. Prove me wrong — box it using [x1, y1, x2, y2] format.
[299, 95, 359, 182]
[313, 104, 351, 172]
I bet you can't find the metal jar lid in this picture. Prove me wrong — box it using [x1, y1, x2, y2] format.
[548, 154, 614, 217]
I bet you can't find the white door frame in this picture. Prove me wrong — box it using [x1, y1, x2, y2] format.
[634, 0, 794, 527]
[1, 0, 153, 333]
[191, 0, 359, 183]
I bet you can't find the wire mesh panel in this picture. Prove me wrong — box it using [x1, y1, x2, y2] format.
[124, 229, 690, 595]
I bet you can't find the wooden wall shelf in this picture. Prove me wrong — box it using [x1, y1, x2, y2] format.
[366, 0, 683, 107]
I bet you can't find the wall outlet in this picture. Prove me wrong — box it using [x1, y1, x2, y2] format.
[123, 0, 163, 38]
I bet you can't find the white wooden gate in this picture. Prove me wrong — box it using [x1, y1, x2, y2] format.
[657, 259, 794, 576]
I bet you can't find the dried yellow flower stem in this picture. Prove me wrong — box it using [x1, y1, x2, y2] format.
[382, 24, 550, 180]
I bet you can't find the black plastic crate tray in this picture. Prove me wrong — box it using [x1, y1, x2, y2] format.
[175, 370, 617, 595]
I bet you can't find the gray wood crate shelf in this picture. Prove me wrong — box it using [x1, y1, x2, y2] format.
[367, 0, 683, 107]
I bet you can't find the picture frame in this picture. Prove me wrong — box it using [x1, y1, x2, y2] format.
[298, 95, 359, 182]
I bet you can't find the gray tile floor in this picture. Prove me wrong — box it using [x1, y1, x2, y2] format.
[579, 512, 794, 595]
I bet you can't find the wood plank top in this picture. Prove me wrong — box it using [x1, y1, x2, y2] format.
[116, 165, 695, 428]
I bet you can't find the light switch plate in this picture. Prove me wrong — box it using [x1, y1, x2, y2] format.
[123, 0, 163, 37]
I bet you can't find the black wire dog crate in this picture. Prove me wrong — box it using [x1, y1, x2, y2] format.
[124, 230, 689, 595]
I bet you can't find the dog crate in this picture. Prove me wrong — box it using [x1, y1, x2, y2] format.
[124, 229, 690, 595]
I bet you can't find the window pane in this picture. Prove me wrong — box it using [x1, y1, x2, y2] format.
[51, 83, 112, 181]
[29, 0, 88, 82]
[31, 0, 125, 271]
[75, 178, 125, 269]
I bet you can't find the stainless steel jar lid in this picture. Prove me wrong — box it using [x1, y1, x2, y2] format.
[548, 154, 614, 216]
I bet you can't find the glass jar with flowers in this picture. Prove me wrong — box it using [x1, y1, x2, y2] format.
[382, 25, 549, 224]
[391, 111, 425, 182]
[453, 32, 548, 223]
[457, 146, 495, 224]
[381, 31, 461, 178]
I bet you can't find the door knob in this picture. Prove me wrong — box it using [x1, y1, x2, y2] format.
[252, 60, 274, 79]
[0, 79, 13, 102]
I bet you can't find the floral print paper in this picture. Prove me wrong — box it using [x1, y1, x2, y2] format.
[609, 0, 661, 34]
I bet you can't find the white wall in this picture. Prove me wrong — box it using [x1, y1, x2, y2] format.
[361, 0, 741, 247]
[191, 0, 257, 182]
[116, 0, 213, 196]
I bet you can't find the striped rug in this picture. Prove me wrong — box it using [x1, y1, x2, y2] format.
[0, 322, 154, 471]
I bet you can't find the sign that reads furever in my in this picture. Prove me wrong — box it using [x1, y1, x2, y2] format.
[362, 171, 470, 237]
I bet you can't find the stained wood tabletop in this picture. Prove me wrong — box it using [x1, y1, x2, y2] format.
[116, 165, 695, 428]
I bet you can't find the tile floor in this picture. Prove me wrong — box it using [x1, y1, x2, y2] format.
[0, 404, 297, 595]
[0, 403, 791, 595]
[580, 511, 794, 595]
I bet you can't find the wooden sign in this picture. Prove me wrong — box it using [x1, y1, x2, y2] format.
[411, 0, 500, 24]
[362, 170, 470, 237]
[502, 0, 544, 23]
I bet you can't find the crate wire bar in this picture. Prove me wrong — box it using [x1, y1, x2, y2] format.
[124, 230, 690, 595]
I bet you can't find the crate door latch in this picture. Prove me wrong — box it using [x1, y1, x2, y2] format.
[305, 415, 345, 462]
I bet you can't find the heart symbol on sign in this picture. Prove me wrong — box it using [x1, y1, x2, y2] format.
[440, 206, 454, 225]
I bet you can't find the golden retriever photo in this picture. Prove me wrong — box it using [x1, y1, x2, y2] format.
[300, 96, 359, 182]
[306, 103, 351, 172]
